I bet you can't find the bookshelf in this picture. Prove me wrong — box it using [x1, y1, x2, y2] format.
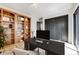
[0, 8, 31, 45]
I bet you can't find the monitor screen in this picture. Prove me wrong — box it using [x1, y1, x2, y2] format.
[36, 30, 50, 40]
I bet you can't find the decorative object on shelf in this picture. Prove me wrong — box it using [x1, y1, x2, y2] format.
[0, 26, 6, 49]
[9, 24, 12, 28]
[3, 16, 10, 21]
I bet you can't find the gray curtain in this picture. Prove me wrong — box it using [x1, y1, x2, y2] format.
[45, 15, 68, 42]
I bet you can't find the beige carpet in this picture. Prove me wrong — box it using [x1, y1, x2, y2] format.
[0, 41, 24, 55]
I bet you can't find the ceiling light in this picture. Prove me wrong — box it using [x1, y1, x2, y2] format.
[31, 3, 38, 8]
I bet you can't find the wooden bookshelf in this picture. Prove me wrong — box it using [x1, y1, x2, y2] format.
[0, 8, 31, 45]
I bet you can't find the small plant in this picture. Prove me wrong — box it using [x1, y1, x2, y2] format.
[0, 26, 5, 49]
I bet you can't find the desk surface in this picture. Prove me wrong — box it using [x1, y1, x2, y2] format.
[29, 38, 64, 55]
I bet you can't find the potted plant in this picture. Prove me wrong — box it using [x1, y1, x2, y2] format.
[0, 26, 6, 53]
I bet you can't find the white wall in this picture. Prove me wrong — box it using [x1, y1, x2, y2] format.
[31, 16, 38, 38]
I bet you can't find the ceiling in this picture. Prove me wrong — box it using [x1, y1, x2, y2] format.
[0, 3, 75, 18]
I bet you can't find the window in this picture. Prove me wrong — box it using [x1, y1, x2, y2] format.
[74, 6, 79, 49]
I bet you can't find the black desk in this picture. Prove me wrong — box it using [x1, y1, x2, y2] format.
[24, 38, 65, 55]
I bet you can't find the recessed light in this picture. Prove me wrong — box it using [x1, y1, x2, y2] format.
[31, 3, 38, 8]
[20, 17, 24, 21]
